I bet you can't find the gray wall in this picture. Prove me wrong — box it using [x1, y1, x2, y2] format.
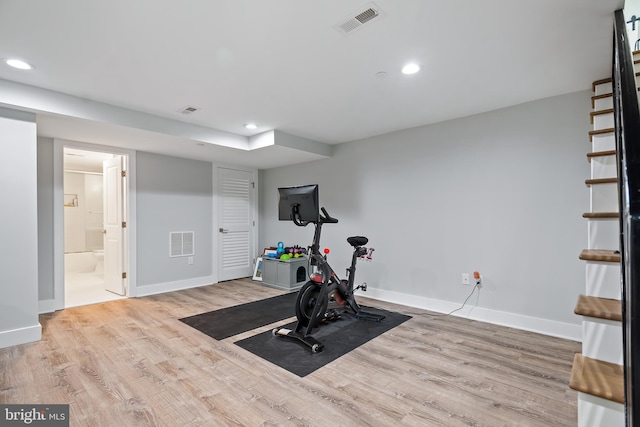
[259, 91, 591, 326]
[35, 146, 215, 303]
[136, 152, 213, 286]
[37, 137, 55, 301]
[0, 109, 40, 347]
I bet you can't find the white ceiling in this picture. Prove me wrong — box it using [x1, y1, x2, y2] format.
[0, 0, 625, 169]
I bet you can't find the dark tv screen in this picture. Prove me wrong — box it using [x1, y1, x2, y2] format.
[278, 185, 319, 223]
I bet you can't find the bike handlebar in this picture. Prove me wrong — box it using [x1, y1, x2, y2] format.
[320, 207, 338, 224]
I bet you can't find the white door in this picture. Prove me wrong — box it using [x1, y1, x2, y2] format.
[103, 156, 125, 295]
[218, 168, 254, 281]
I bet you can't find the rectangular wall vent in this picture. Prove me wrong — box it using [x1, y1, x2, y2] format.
[335, 2, 383, 35]
[170, 231, 195, 257]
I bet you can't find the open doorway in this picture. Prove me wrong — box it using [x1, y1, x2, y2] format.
[63, 147, 127, 307]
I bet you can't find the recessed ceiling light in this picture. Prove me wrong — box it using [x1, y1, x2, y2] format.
[244, 123, 258, 130]
[402, 63, 420, 75]
[5, 59, 33, 70]
[375, 71, 388, 78]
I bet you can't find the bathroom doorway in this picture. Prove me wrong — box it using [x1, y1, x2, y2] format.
[63, 147, 127, 308]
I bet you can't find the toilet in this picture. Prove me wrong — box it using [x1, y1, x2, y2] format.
[93, 249, 104, 274]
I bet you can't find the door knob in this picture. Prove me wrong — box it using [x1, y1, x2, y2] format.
[219, 228, 229, 233]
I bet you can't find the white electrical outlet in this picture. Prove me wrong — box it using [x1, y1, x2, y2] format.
[461, 273, 470, 285]
[188, 256, 194, 265]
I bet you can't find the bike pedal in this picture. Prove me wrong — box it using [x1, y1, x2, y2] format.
[321, 309, 342, 322]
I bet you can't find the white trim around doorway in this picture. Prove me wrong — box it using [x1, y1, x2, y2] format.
[50, 138, 137, 312]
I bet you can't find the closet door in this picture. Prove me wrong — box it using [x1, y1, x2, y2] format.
[217, 168, 255, 281]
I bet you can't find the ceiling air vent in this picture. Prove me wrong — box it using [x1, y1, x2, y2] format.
[335, 2, 384, 35]
[178, 106, 199, 115]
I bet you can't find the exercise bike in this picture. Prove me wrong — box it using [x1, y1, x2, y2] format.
[273, 205, 385, 353]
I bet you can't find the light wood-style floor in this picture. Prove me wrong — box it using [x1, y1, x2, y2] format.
[1, 279, 581, 426]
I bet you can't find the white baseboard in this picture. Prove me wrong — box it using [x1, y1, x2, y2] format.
[135, 275, 216, 297]
[38, 298, 56, 314]
[361, 287, 582, 342]
[0, 323, 42, 349]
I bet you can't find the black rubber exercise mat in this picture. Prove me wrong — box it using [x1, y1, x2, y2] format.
[179, 292, 298, 340]
[235, 308, 412, 377]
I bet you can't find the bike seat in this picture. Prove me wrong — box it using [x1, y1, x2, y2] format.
[347, 236, 368, 247]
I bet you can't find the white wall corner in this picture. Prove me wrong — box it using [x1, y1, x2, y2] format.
[362, 287, 582, 341]
[38, 299, 57, 314]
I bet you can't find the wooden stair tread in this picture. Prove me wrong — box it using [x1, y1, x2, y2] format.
[583, 212, 618, 219]
[592, 93, 612, 100]
[590, 109, 614, 124]
[593, 72, 640, 90]
[591, 91, 640, 108]
[574, 295, 622, 321]
[591, 93, 612, 109]
[589, 128, 614, 142]
[569, 354, 624, 404]
[587, 150, 616, 161]
[592, 78, 611, 91]
[585, 177, 617, 186]
[579, 249, 621, 263]
[591, 108, 615, 116]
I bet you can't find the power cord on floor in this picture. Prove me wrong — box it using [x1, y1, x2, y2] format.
[425, 281, 481, 318]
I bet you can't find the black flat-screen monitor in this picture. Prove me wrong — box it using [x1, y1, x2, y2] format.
[278, 185, 319, 223]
